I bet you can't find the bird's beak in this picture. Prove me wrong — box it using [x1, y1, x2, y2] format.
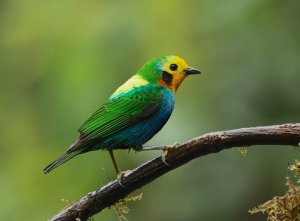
[184, 67, 202, 75]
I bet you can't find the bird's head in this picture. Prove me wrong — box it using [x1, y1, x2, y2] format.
[138, 55, 201, 92]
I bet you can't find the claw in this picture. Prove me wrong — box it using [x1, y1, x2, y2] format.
[161, 142, 181, 166]
[117, 171, 126, 188]
[161, 151, 171, 166]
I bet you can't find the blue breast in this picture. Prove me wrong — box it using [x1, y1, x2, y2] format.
[100, 88, 175, 150]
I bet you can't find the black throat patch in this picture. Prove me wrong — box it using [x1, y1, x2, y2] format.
[162, 71, 173, 85]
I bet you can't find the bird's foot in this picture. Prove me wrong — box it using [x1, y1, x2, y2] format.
[141, 143, 181, 166]
[163, 142, 181, 151]
[161, 142, 181, 166]
[116, 171, 126, 188]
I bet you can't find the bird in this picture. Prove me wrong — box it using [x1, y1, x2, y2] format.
[43, 55, 201, 178]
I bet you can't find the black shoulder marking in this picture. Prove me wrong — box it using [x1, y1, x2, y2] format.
[162, 71, 173, 85]
[129, 103, 161, 123]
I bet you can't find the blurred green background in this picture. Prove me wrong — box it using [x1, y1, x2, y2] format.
[0, 0, 299, 220]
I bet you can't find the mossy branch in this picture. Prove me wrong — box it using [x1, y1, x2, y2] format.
[49, 123, 300, 221]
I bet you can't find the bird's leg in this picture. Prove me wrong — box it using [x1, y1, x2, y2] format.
[141, 142, 181, 166]
[141, 142, 181, 151]
[108, 150, 125, 184]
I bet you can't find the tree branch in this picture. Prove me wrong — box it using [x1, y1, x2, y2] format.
[49, 123, 300, 221]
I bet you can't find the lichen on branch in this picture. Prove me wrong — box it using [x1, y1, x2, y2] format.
[249, 160, 300, 221]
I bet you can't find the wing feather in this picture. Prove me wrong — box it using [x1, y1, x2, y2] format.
[68, 84, 164, 153]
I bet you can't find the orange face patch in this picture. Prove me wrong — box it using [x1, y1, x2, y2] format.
[157, 56, 189, 93]
[158, 74, 186, 92]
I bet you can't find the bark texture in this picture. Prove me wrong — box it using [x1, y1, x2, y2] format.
[49, 123, 300, 221]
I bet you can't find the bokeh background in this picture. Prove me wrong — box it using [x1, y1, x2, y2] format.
[0, 0, 299, 220]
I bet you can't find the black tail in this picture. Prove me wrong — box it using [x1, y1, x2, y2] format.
[43, 151, 80, 174]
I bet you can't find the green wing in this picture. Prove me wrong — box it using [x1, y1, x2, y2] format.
[67, 84, 164, 153]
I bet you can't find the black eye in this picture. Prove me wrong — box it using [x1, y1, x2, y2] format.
[170, 64, 178, 71]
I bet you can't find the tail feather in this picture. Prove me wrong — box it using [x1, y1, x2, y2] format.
[43, 151, 80, 174]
